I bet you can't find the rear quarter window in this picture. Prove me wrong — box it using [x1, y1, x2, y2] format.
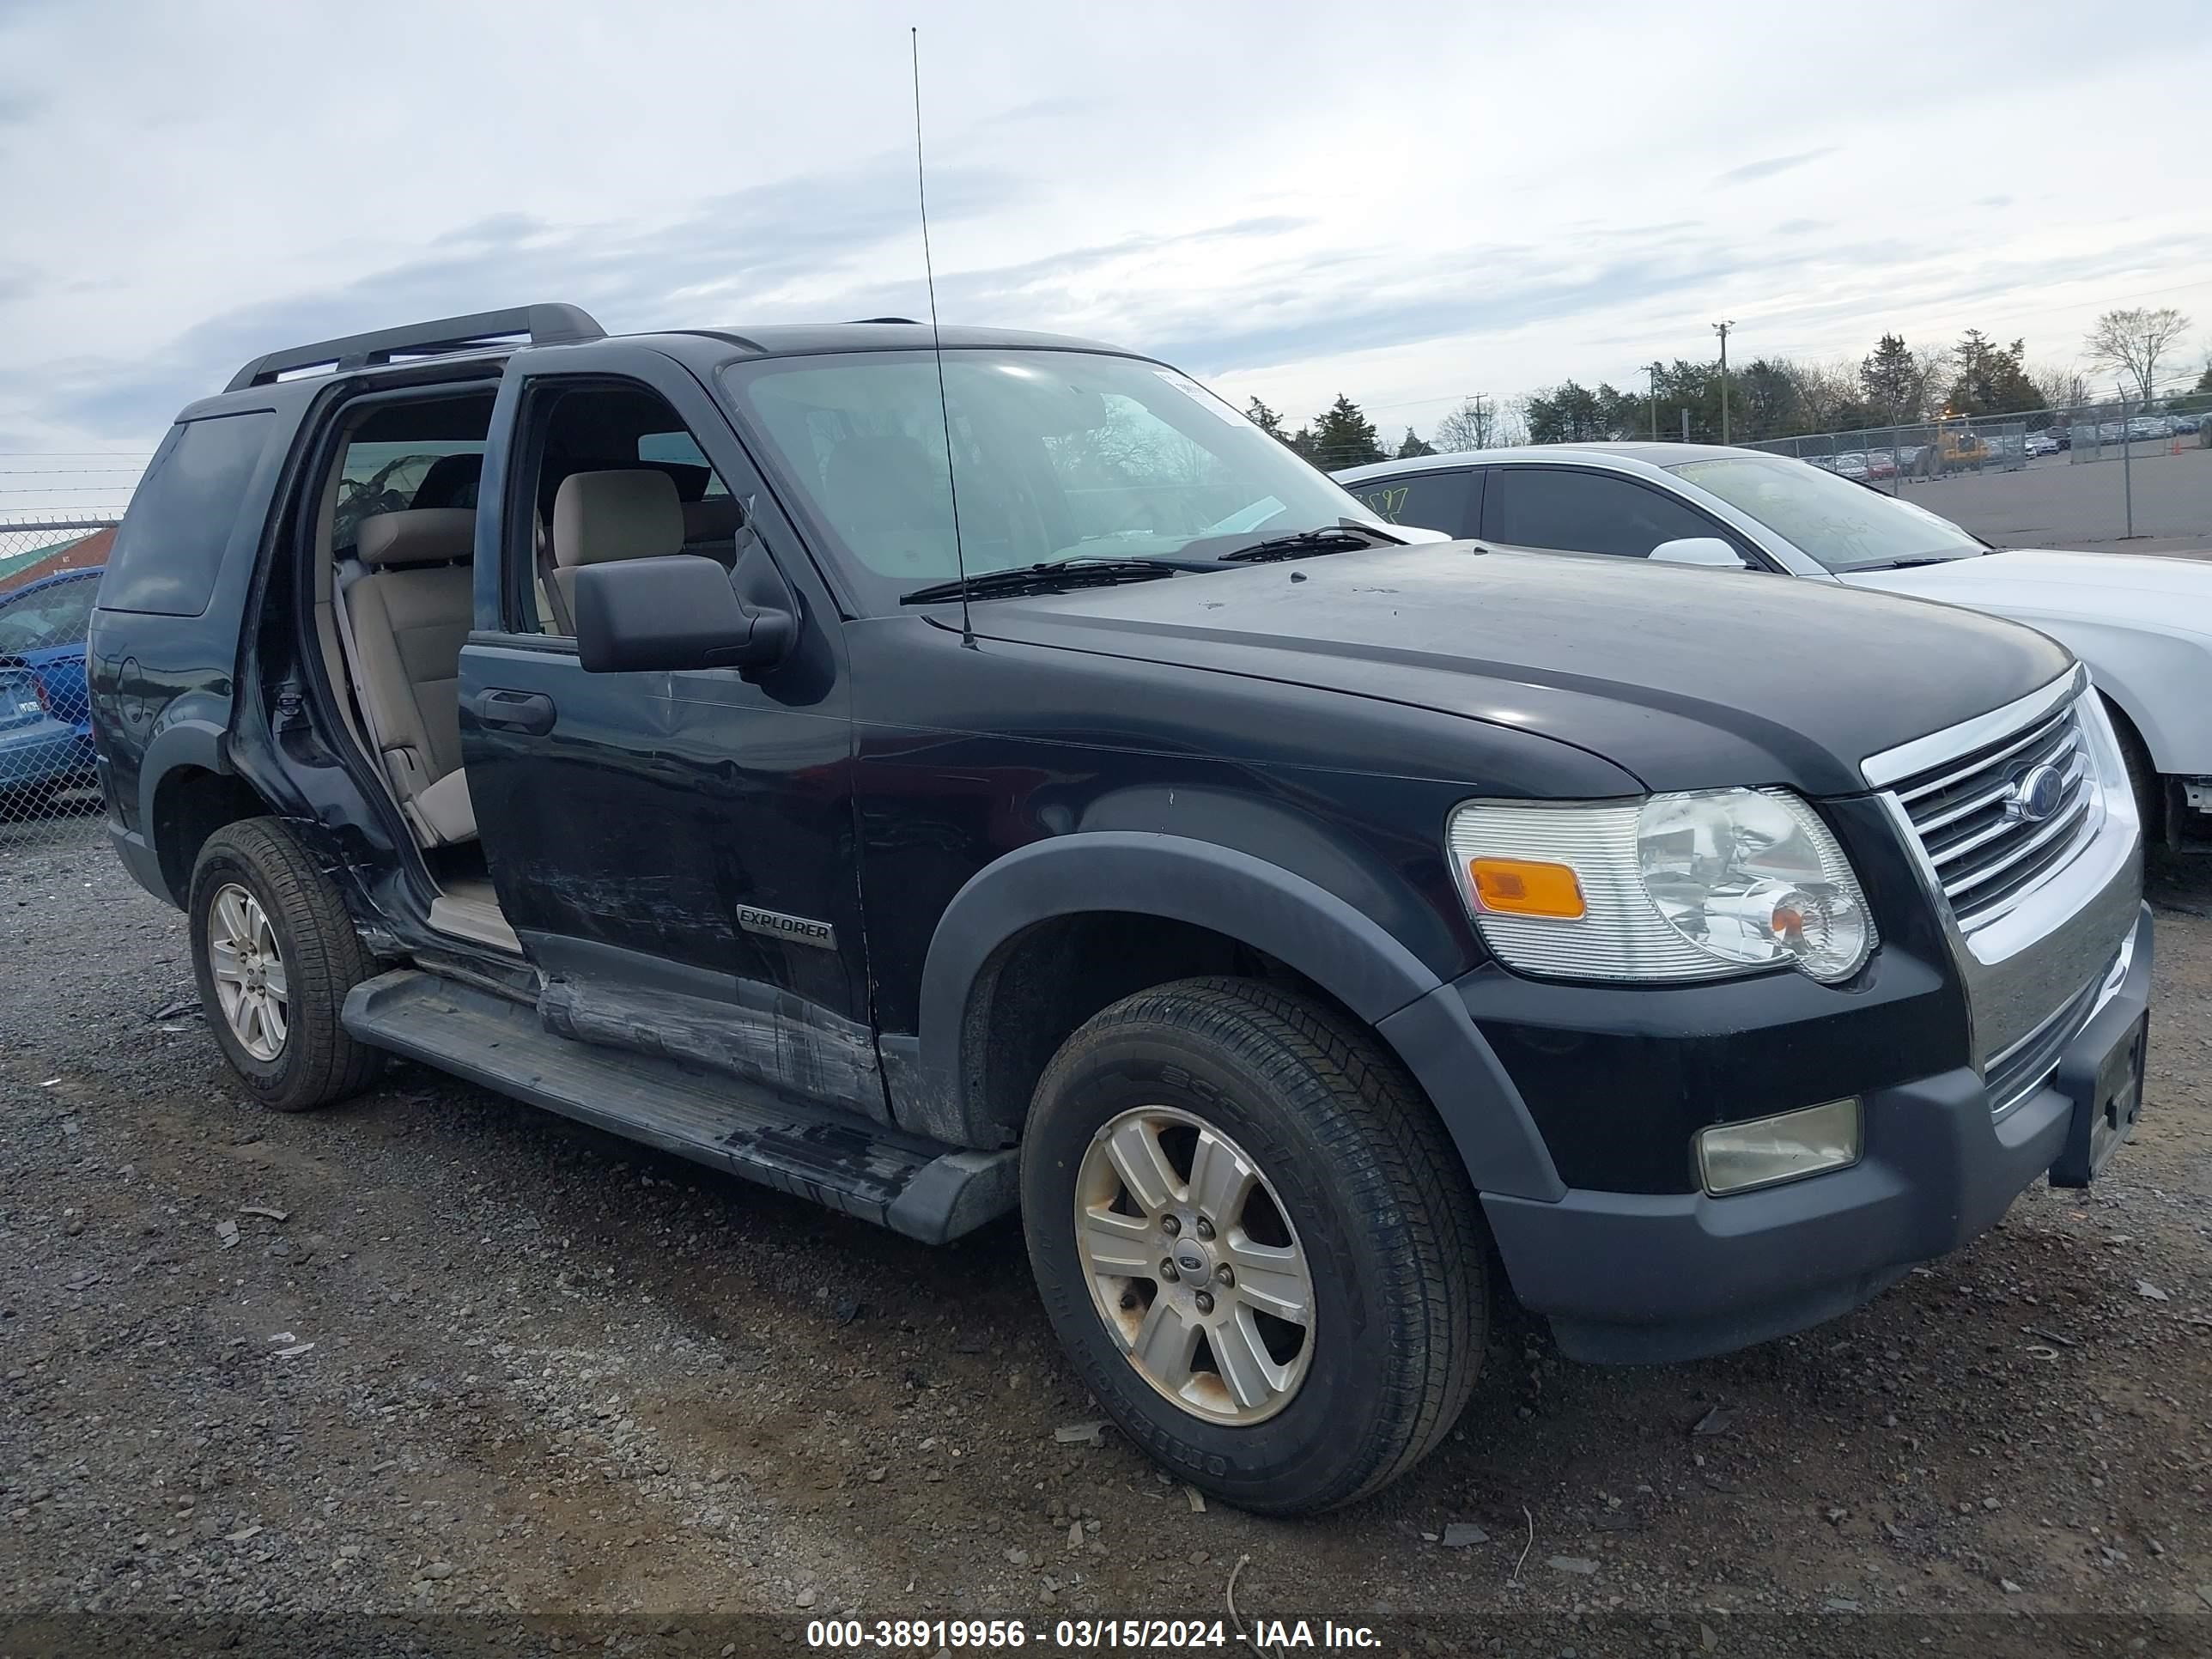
[100, 410, 276, 616]
[1346, 469, 1479, 537]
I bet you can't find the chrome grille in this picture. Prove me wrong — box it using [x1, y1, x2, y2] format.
[1983, 954, 2104, 1118]
[1892, 696, 2096, 931]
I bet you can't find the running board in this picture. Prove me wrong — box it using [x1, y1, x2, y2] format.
[341, 969, 1016, 1243]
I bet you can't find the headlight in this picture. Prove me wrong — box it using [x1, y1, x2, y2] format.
[1446, 788, 1875, 983]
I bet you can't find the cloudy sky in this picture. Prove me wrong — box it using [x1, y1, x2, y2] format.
[3, 0, 2209, 511]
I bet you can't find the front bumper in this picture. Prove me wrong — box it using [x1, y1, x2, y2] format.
[1484, 902, 2152, 1364]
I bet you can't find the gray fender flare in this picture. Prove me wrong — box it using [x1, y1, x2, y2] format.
[915, 831, 1564, 1201]
[133, 717, 234, 902]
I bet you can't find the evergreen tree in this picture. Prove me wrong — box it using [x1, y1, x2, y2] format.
[1859, 334, 1926, 424]
[1395, 428, 1435, 459]
[1946, 330, 2040, 416]
[1523, 381, 1610, 443]
[1305, 394, 1386, 469]
[1244, 398, 1291, 445]
[1733, 359, 1804, 441]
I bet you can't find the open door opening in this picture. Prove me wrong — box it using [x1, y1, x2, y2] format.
[304, 389, 520, 953]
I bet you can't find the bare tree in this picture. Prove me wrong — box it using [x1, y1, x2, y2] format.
[1432, 396, 1503, 453]
[2083, 307, 2192, 404]
[1788, 359, 1866, 431]
[2030, 362, 2088, 411]
[1909, 346, 1951, 421]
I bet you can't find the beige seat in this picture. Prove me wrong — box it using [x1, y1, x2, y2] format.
[550, 469, 685, 619]
[344, 507, 477, 844]
[682, 494, 743, 544]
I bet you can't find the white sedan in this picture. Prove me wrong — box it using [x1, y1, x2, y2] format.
[1336, 443, 2212, 842]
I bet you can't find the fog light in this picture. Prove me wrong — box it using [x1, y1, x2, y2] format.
[1697, 1098, 1862, 1195]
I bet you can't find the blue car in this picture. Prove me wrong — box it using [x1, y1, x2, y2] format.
[0, 565, 102, 805]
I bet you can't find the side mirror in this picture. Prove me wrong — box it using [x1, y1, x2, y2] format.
[574, 555, 796, 674]
[1649, 536, 1747, 568]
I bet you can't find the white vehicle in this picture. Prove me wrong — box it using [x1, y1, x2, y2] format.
[1337, 443, 2212, 841]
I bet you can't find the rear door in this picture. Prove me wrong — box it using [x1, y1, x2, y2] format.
[459, 348, 884, 1115]
[1480, 465, 1752, 561]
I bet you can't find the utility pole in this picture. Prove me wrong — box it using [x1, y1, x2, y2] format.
[2118, 382, 2135, 539]
[1446, 392, 1490, 452]
[1648, 362, 1662, 440]
[1712, 320, 1735, 445]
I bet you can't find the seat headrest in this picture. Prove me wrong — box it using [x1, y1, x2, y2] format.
[682, 495, 744, 543]
[552, 470, 684, 570]
[414, 452, 484, 509]
[356, 507, 477, 568]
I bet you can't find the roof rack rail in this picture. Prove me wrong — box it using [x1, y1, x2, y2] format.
[223, 303, 606, 392]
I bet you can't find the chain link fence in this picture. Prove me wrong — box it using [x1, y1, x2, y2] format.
[1748, 419, 2034, 490]
[1749, 398, 2210, 493]
[1, 519, 118, 845]
[2057, 398, 2212, 464]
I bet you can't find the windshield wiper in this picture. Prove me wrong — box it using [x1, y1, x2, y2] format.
[1210, 520, 1407, 563]
[1855, 553, 1978, 571]
[901, 558, 1191, 605]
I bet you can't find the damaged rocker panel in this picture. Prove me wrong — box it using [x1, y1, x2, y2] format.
[340, 969, 1016, 1243]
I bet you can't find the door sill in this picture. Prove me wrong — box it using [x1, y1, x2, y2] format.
[428, 882, 521, 955]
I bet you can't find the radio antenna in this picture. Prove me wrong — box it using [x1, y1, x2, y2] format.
[910, 26, 974, 647]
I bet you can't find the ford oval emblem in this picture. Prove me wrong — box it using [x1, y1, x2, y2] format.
[2006, 762, 2067, 823]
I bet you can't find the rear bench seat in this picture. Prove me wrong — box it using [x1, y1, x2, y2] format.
[345, 507, 477, 844]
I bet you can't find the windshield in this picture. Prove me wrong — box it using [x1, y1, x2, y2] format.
[720, 349, 1381, 605]
[1670, 455, 1984, 572]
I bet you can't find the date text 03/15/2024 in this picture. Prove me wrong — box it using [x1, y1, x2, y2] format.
[804, 1618, 1383, 1649]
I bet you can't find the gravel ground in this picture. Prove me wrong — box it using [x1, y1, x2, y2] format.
[4, 811, 2211, 1657]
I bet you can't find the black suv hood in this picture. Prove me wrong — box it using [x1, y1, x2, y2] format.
[972, 544, 2073, 797]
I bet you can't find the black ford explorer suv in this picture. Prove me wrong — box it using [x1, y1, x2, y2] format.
[88, 304, 2151, 1514]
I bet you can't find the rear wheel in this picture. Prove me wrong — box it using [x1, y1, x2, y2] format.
[1021, 976, 1488, 1514]
[188, 818, 383, 1111]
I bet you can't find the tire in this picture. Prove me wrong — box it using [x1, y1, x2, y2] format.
[1021, 976, 1488, 1514]
[2102, 695, 2162, 845]
[188, 817, 384, 1112]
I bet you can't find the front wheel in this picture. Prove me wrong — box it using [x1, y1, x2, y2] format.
[2102, 695, 2163, 845]
[1021, 977, 1488, 1514]
[188, 818, 384, 1112]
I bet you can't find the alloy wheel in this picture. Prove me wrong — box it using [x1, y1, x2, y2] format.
[1073, 1105, 1316, 1425]
[207, 882, 289, 1062]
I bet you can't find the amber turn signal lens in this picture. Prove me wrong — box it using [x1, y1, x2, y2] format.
[1467, 857, 1586, 919]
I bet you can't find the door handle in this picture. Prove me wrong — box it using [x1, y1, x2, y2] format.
[473, 688, 557, 736]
